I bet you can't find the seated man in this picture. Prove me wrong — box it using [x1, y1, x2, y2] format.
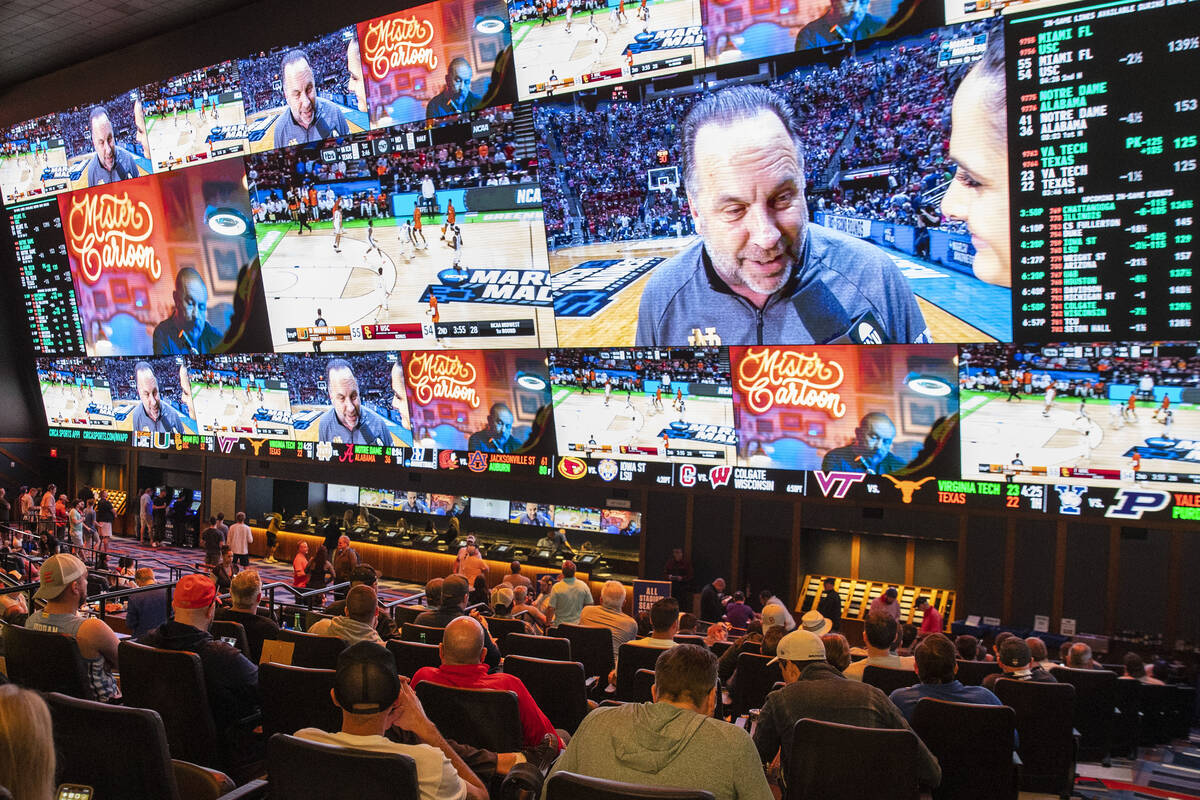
[548, 644, 773, 800]
[139, 574, 259, 733]
[490, 586, 537, 635]
[982, 636, 1058, 692]
[609, 596, 680, 685]
[511, 585, 547, 631]
[411, 617, 563, 752]
[414, 575, 500, 670]
[501, 560, 532, 591]
[889, 634, 1003, 722]
[1026, 637, 1056, 672]
[842, 611, 915, 681]
[753, 629, 941, 790]
[1065, 642, 1103, 670]
[325, 564, 399, 640]
[295, 641, 489, 800]
[579, 580, 638, 662]
[24, 553, 121, 703]
[125, 567, 168, 639]
[310, 584, 385, 646]
[215, 568, 281, 663]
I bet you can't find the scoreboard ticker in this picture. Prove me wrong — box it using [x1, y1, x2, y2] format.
[7, 198, 84, 355]
[1009, 0, 1199, 339]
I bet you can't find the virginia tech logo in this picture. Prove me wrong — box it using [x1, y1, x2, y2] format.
[813, 470, 866, 499]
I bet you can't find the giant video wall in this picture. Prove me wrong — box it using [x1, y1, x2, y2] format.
[4, 0, 1198, 524]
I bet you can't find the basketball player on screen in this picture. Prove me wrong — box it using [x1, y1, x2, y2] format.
[604, 379, 612, 407]
[441, 200, 456, 242]
[332, 203, 344, 253]
[450, 225, 465, 273]
[426, 295, 441, 340]
[1042, 384, 1056, 417]
[565, 0, 574, 33]
[363, 218, 382, 265]
[312, 308, 326, 353]
[413, 202, 428, 249]
[399, 218, 415, 261]
[1153, 395, 1171, 423]
[375, 267, 391, 320]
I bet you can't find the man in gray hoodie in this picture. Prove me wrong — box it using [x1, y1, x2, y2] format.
[308, 585, 384, 646]
[544, 644, 772, 800]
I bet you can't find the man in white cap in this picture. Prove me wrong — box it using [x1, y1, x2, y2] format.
[753, 628, 940, 791]
[758, 589, 795, 631]
[23, 553, 121, 702]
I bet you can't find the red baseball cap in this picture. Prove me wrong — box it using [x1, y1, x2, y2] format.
[173, 574, 216, 609]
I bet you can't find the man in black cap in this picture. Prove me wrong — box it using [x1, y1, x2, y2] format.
[982, 636, 1058, 692]
[295, 641, 488, 800]
[816, 577, 842, 632]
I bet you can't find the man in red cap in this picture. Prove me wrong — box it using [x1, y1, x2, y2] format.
[138, 574, 259, 733]
[24, 552, 121, 703]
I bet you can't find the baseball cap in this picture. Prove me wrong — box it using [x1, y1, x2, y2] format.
[173, 574, 217, 609]
[800, 610, 832, 636]
[335, 642, 401, 714]
[761, 603, 788, 630]
[493, 585, 514, 608]
[34, 553, 86, 601]
[998, 637, 1032, 668]
[441, 574, 470, 603]
[768, 629, 827, 666]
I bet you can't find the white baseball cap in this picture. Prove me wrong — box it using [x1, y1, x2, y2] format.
[761, 603, 788, 630]
[767, 629, 827, 666]
[34, 553, 87, 601]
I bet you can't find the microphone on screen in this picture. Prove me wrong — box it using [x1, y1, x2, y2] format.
[177, 329, 199, 355]
[792, 281, 891, 345]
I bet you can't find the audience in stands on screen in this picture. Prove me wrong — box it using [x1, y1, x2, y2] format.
[294, 641, 490, 800]
[754, 629, 942, 789]
[821, 632, 852, 673]
[412, 617, 564, 752]
[889, 633, 1003, 722]
[549, 644, 774, 800]
[124, 567, 168, 639]
[215, 569, 281, 663]
[24, 553, 121, 703]
[139, 574, 259, 735]
[415, 575, 502, 671]
[309, 584, 385, 646]
[544, 560, 592, 626]
[323, 564, 398, 640]
[306, 544, 336, 590]
[579, 580, 638, 660]
[0, 684, 56, 800]
[843, 612, 916, 681]
[1066, 642, 1103, 670]
[982, 636, 1057, 691]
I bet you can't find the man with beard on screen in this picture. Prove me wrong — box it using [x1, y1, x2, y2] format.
[821, 412, 905, 475]
[317, 359, 391, 445]
[152, 268, 223, 355]
[273, 49, 350, 149]
[84, 106, 142, 186]
[130, 362, 186, 434]
[636, 85, 929, 347]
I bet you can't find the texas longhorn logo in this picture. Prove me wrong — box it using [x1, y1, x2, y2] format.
[247, 438, 268, 456]
[882, 475, 936, 504]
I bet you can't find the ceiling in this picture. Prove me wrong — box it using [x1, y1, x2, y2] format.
[0, 0, 261, 95]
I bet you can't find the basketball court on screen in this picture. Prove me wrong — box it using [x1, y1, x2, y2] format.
[0, 148, 69, 203]
[145, 100, 248, 171]
[257, 212, 557, 352]
[39, 378, 115, 429]
[188, 376, 294, 438]
[960, 391, 1200, 490]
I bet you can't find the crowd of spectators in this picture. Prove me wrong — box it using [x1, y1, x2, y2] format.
[141, 64, 240, 114]
[549, 348, 731, 389]
[59, 99, 143, 157]
[279, 354, 393, 411]
[960, 345, 1200, 392]
[1, 115, 59, 155]
[509, 0, 608, 24]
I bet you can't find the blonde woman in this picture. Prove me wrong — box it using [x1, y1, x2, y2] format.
[0, 684, 55, 800]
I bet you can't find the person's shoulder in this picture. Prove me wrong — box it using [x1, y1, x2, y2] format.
[639, 240, 706, 309]
[807, 223, 893, 272]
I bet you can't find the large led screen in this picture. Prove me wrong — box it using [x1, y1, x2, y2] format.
[282, 352, 414, 446]
[549, 346, 735, 463]
[57, 158, 270, 357]
[960, 342, 1200, 490]
[105, 355, 198, 435]
[730, 345, 959, 475]
[60, 91, 152, 189]
[140, 62, 249, 172]
[1, 115, 71, 204]
[542, 19, 1012, 347]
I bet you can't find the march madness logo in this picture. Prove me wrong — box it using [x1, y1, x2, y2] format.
[624, 27, 705, 55]
[551, 258, 664, 318]
[420, 269, 553, 307]
[1124, 438, 1200, 463]
[660, 422, 737, 446]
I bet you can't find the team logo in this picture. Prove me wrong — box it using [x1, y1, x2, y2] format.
[597, 459, 619, 482]
[438, 450, 459, 470]
[316, 441, 334, 462]
[558, 456, 587, 480]
[882, 475, 936, 504]
[1105, 489, 1170, 520]
[216, 435, 238, 454]
[467, 451, 489, 473]
[247, 438, 267, 456]
[551, 258, 664, 318]
[813, 470, 866, 499]
[708, 465, 733, 489]
[679, 463, 697, 487]
[1054, 485, 1086, 515]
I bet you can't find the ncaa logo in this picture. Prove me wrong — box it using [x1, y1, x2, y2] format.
[1105, 489, 1170, 520]
[708, 465, 733, 489]
[679, 464, 697, 487]
[558, 456, 588, 479]
[598, 459, 619, 482]
[438, 269, 471, 287]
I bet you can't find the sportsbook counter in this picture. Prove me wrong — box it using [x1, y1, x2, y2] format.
[245, 526, 635, 604]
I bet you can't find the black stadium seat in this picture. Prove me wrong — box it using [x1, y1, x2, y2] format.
[266, 733, 419, 800]
[504, 654, 590, 733]
[414, 682, 523, 752]
[2, 623, 92, 699]
[545, 771, 715, 800]
[786, 718, 921, 799]
[912, 698, 1018, 800]
[386, 638, 442, 678]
